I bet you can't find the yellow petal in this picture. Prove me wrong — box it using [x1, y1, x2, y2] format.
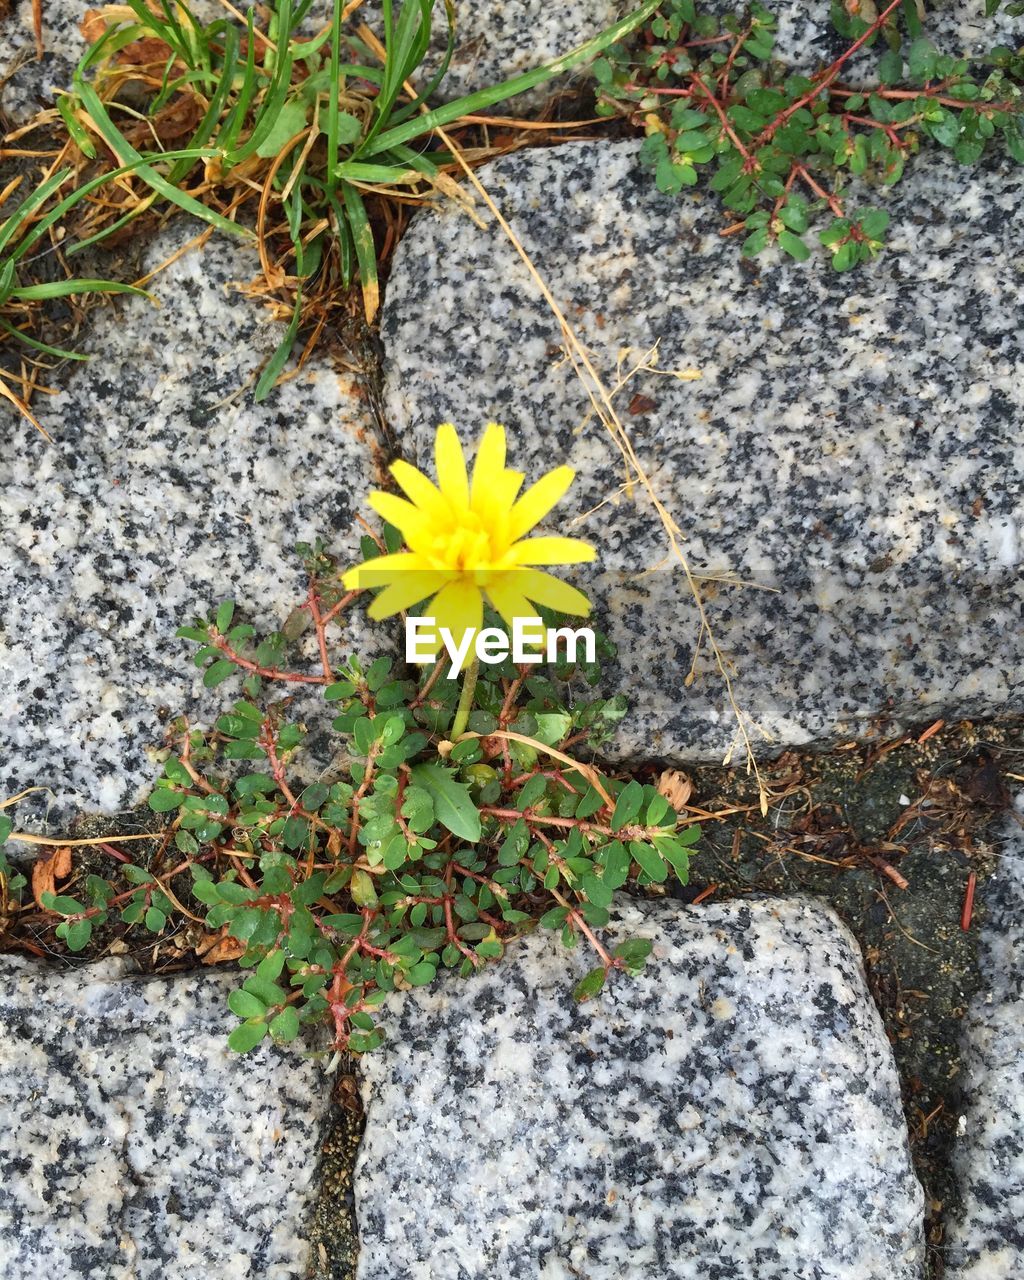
[470, 423, 507, 511]
[390, 458, 451, 523]
[499, 469, 525, 507]
[367, 570, 454, 619]
[509, 536, 596, 566]
[429, 577, 483, 649]
[434, 423, 469, 508]
[508, 466, 575, 541]
[484, 577, 537, 631]
[342, 551, 430, 590]
[368, 492, 433, 552]
[519, 568, 591, 617]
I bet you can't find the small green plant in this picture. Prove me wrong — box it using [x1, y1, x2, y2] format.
[9, 533, 696, 1055]
[595, 0, 1023, 268]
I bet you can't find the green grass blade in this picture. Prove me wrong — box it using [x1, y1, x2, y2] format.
[325, 0, 344, 195]
[56, 95, 98, 158]
[360, 0, 433, 156]
[254, 285, 302, 402]
[0, 168, 74, 255]
[0, 316, 89, 360]
[340, 180, 379, 322]
[73, 72, 247, 238]
[220, 11, 258, 156]
[12, 279, 151, 300]
[335, 161, 419, 183]
[13, 148, 219, 262]
[387, 0, 456, 126]
[364, 0, 661, 155]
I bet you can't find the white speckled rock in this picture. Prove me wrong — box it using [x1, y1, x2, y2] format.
[361, 0, 630, 109]
[355, 897, 925, 1280]
[380, 138, 1024, 763]
[946, 813, 1024, 1278]
[699, 0, 1023, 75]
[0, 220, 384, 826]
[0, 956, 331, 1280]
[0, 0, 633, 125]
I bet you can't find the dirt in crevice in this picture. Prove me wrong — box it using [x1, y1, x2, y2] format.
[656, 716, 1021, 1280]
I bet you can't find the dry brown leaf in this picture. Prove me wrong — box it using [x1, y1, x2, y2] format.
[195, 925, 245, 965]
[32, 845, 72, 908]
[80, 8, 108, 42]
[657, 769, 693, 810]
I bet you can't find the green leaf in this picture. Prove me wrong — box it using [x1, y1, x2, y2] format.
[255, 98, 310, 159]
[243, 975, 288, 1005]
[64, 919, 93, 951]
[228, 989, 267, 1018]
[742, 227, 769, 257]
[832, 241, 858, 271]
[148, 786, 185, 813]
[41, 893, 84, 915]
[228, 1019, 268, 1053]
[580, 872, 614, 909]
[144, 907, 167, 933]
[270, 1006, 301, 1042]
[408, 763, 481, 842]
[907, 37, 937, 81]
[203, 659, 236, 688]
[778, 229, 810, 261]
[573, 966, 606, 1001]
[858, 209, 890, 239]
[878, 48, 903, 85]
[630, 841, 667, 882]
[615, 937, 653, 972]
[611, 780, 643, 832]
[0, 815, 11, 845]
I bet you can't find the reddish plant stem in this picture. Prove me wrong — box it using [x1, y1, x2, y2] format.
[321, 589, 358, 626]
[690, 71, 754, 162]
[306, 582, 334, 682]
[792, 163, 846, 218]
[755, 0, 904, 144]
[209, 630, 329, 684]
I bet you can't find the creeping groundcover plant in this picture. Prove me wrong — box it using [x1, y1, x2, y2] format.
[15, 425, 698, 1055]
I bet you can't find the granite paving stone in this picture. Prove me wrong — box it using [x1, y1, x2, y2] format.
[945, 809, 1024, 1278]
[361, 0, 631, 108]
[700, 0, 1024, 75]
[0, 0, 633, 127]
[0, 955, 332, 1280]
[1, 220, 385, 827]
[380, 137, 1024, 763]
[354, 896, 926, 1280]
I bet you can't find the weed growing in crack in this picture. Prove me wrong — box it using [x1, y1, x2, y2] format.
[595, 0, 1024, 267]
[4, 425, 700, 1056]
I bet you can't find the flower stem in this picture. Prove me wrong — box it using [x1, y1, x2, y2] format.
[451, 657, 480, 740]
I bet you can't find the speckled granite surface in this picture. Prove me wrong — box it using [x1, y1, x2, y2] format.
[381, 138, 1024, 763]
[0, 956, 331, 1280]
[700, 0, 1023, 74]
[0, 0, 226, 122]
[946, 811, 1024, 1278]
[355, 897, 925, 1280]
[0, 0, 84, 124]
[1, 0, 630, 125]
[1, 221, 383, 826]
[361, 0, 629, 108]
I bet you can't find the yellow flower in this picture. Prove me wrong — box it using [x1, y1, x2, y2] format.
[342, 423, 595, 650]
